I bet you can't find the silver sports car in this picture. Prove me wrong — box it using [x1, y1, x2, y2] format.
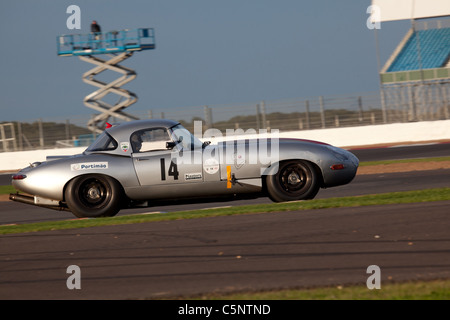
[10, 119, 359, 218]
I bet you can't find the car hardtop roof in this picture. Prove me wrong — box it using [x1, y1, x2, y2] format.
[106, 119, 180, 135]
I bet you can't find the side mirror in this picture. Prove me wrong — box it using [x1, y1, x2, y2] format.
[166, 141, 176, 149]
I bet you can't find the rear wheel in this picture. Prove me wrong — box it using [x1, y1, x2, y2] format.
[65, 174, 123, 218]
[266, 160, 320, 202]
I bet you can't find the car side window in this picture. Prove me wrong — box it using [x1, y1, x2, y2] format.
[131, 128, 171, 153]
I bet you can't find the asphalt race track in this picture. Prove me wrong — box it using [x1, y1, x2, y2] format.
[1, 201, 450, 299]
[349, 141, 450, 162]
[1, 143, 449, 299]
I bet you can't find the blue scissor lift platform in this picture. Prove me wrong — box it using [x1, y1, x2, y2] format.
[57, 28, 155, 56]
[57, 28, 155, 133]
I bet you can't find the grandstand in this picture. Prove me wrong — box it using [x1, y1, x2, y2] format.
[381, 25, 450, 82]
[379, 20, 450, 122]
[387, 28, 449, 71]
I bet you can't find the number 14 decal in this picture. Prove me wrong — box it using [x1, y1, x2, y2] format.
[160, 158, 179, 180]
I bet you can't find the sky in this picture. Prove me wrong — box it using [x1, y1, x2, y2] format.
[0, 0, 411, 123]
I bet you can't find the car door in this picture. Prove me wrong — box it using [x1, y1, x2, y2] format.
[131, 127, 203, 186]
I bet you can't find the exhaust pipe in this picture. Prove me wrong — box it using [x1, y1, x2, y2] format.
[9, 193, 70, 212]
[9, 193, 35, 205]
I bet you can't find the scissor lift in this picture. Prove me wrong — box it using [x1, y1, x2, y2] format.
[57, 28, 155, 133]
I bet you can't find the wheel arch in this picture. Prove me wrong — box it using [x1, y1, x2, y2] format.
[262, 158, 325, 193]
[62, 173, 127, 203]
[264, 159, 323, 202]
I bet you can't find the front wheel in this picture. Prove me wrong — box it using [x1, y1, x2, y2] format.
[65, 174, 123, 218]
[266, 160, 320, 202]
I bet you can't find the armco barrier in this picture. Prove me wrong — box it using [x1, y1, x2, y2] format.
[1, 120, 449, 172]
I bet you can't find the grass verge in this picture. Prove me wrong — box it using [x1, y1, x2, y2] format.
[1, 187, 449, 235]
[358, 156, 450, 167]
[191, 279, 450, 300]
[0, 185, 15, 195]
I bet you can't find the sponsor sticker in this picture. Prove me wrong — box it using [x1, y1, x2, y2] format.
[71, 162, 109, 171]
[185, 172, 202, 181]
[234, 152, 245, 169]
[203, 158, 219, 174]
[120, 142, 130, 152]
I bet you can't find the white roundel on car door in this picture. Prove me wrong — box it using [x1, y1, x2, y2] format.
[204, 158, 219, 174]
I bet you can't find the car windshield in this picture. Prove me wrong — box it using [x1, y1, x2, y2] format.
[170, 124, 204, 150]
[85, 132, 118, 152]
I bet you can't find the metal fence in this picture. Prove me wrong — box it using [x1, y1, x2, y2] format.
[1, 90, 449, 153]
[160, 94, 385, 135]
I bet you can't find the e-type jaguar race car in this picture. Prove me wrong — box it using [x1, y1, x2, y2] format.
[10, 119, 359, 218]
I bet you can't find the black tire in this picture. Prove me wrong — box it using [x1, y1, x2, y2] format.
[266, 160, 320, 202]
[65, 174, 123, 218]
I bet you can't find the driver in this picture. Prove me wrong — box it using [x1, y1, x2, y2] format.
[131, 133, 143, 152]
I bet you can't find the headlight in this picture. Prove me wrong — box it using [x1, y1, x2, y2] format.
[326, 146, 349, 161]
